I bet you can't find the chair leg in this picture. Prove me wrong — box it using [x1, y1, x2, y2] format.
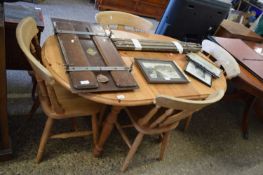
[115, 121, 132, 148]
[71, 118, 79, 131]
[98, 105, 107, 125]
[92, 114, 98, 145]
[184, 115, 193, 131]
[29, 97, 40, 117]
[16, 98, 40, 135]
[28, 70, 37, 101]
[94, 105, 107, 133]
[36, 117, 54, 163]
[32, 78, 37, 101]
[159, 131, 171, 161]
[121, 133, 144, 172]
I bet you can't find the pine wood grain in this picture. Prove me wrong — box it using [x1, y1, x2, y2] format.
[42, 31, 227, 106]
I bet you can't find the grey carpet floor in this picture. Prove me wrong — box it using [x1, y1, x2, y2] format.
[2, 0, 263, 175]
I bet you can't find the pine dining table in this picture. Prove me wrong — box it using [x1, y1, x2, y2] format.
[41, 29, 227, 157]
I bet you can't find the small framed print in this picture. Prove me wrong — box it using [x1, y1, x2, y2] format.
[186, 53, 222, 78]
[185, 61, 212, 87]
[135, 58, 189, 84]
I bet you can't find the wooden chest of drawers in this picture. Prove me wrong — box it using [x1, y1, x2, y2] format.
[0, 4, 11, 161]
[96, 0, 168, 20]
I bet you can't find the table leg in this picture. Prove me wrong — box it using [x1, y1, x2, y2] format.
[93, 106, 123, 157]
[254, 98, 263, 121]
[242, 95, 256, 140]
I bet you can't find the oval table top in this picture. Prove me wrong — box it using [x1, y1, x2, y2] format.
[41, 30, 227, 106]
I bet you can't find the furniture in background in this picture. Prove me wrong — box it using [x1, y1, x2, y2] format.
[215, 20, 263, 139]
[4, 2, 44, 70]
[216, 20, 263, 42]
[120, 89, 225, 171]
[0, 3, 44, 161]
[16, 17, 104, 163]
[95, 0, 169, 20]
[0, 4, 12, 161]
[41, 28, 227, 164]
[5, 2, 44, 101]
[235, 0, 263, 13]
[156, 0, 231, 43]
[213, 36, 263, 139]
[95, 11, 154, 32]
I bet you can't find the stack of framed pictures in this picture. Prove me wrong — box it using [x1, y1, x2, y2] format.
[185, 53, 222, 87]
[135, 58, 189, 84]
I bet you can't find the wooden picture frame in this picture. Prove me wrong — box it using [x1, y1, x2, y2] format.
[186, 52, 222, 78]
[135, 58, 189, 84]
[185, 61, 212, 87]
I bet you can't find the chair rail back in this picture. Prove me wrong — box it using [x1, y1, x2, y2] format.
[202, 39, 240, 79]
[16, 17, 54, 85]
[132, 89, 225, 134]
[16, 17, 64, 114]
[95, 11, 154, 32]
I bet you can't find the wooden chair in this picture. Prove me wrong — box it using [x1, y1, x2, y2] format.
[16, 17, 104, 163]
[95, 11, 154, 32]
[119, 89, 225, 171]
[181, 40, 241, 131]
[201, 39, 240, 80]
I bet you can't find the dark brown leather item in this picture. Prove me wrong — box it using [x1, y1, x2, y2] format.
[214, 37, 263, 82]
[52, 18, 138, 92]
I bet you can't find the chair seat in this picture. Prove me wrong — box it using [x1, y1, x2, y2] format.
[40, 83, 103, 119]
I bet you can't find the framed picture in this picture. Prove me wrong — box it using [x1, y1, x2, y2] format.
[185, 61, 212, 87]
[186, 53, 222, 78]
[135, 58, 189, 84]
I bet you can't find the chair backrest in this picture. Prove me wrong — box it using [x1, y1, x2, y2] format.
[16, 17, 54, 85]
[135, 89, 225, 134]
[16, 17, 64, 114]
[202, 39, 240, 79]
[95, 11, 154, 32]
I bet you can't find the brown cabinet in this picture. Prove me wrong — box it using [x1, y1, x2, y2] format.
[0, 4, 11, 161]
[4, 2, 44, 70]
[0, 2, 44, 161]
[96, 0, 169, 20]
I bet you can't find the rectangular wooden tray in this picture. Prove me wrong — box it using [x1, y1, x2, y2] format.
[52, 18, 138, 93]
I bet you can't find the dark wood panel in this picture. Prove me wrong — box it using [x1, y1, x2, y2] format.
[97, 0, 168, 20]
[216, 20, 263, 43]
[88, 24, 137, 88]
[102, 0, 135, 9]
[4, 2, 44, 70]
[141, 0, 166, 5]
[79, 39, 119, 92]
[55, 21, 98, 89]
[214, 37, 263, 82]
[0, 4, 12, 161]
[52, 18, 138, 92]
[136, 3, 161, 17]
[0, 2, 45, 161]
